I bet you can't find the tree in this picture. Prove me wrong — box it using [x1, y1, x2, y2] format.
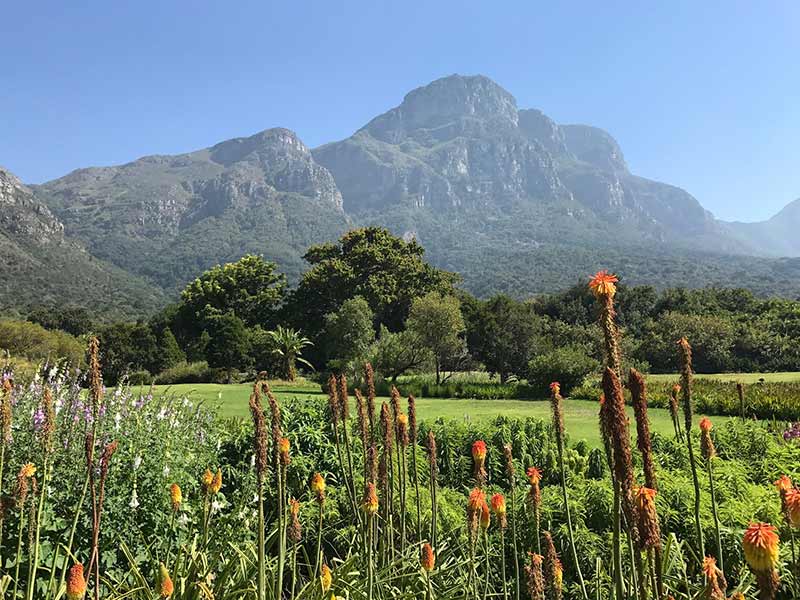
[204, 312, 251, 383]
[322, 297, 375, 373]
[27, 305, 94, 336]
[370, 325, 432, 382]
[268, 326, 313, 382]
[288, 227, 457, 342]
[469, 295, 540, 382]
[406, 292, 466, 385]
[155, 327, 185, 373]
[97, 322, 160, 384]
[176, 255, 286, 340]
[527, 345, 599, 396]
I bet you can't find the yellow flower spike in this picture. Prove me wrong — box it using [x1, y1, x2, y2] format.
[211, 469, 222, 494]
[320, 563, 332, 592]
[169, 483, 182, 511]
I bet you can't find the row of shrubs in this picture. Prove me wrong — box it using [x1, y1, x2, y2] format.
[573, 377, 800, 421]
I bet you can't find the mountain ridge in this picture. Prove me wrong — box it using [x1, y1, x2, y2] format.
[4, 73, 800, 315]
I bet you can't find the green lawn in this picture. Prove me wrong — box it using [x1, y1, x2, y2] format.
[647, 371, 800, 383]
[139, 379, 735, 447]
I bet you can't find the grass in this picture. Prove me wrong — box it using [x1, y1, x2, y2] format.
[139, 379, 735, 447]
[647, 371, 800, 383]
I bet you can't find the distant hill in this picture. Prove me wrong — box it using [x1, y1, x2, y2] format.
[0, 166, 165, 319]
[3, 73, 800, 316]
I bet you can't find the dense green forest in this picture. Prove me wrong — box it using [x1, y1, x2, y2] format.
[7, 227, 800, 387]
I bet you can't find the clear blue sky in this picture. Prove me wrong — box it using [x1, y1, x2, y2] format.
[3, 1, 798, 222]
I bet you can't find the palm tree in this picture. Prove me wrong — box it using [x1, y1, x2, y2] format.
[268, 326, 314, 381]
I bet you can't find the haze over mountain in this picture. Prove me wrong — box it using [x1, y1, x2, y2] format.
[5, 74, 800, 317]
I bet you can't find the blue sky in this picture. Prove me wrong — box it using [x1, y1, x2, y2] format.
[2, 1, 798, 222]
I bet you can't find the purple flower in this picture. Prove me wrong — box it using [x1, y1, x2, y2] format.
[33, 408, 46, 431]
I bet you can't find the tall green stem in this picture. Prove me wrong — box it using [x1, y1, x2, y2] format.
[256, 481, 265, 600]
[313, 505, 323, 579]
[685, 430, 704, 558]
[27, 457, 50, 600]
[54, 464, 92, 592]
[509, 484, 520, 600]
[611, 482, 624, 600]
[557, 445, 589, 600]
[706, 459, 723, 572]
[500, 529, 508, 600]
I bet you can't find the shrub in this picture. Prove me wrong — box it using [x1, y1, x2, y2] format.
[0, 319, 84, 366]
[154, 361, 225, 384]
[128, 369, 153, 385]
[527, 345, 599, 395]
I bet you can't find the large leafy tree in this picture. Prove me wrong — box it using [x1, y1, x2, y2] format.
[204, 312, 251, 383]
[406, 292, 466, 385]
[287, 227, 457, 340]
[469, 295, 540, 383]
[322, 297, 375, 373]
[176, 254, 286, 339]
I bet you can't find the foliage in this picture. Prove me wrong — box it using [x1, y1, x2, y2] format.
[468, 294, 541, 382]
[369, 325, 432, 382]
[287, 227, 457, 342]
[153, 361, 225, 385]
[267, 326, 313, 381]
[0, 319, 84, 366]
[322, 296, 374, 372]
[204, 312, 251, 382]
[175, 254, 286, 340]
[527, 345, 599, 395]
[407, 292, 467, 384]
[26, 305, 94, 336]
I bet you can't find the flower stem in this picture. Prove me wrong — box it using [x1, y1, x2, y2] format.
[706, 458, 723, 572]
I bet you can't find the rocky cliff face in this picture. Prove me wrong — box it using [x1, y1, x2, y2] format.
[314, 74, 741, 252]
[34, 128, 348, 289]
[0, 167, 64, 241]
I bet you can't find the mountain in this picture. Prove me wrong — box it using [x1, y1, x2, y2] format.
[726, 199, 800, 257]
[312, 74, 800, 296]
[0, 166, 165, 318]
[313, 74, 743, 253]
[33, 128, 349, 291]
[6, 73, 800, 315]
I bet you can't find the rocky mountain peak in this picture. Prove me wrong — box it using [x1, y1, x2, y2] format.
[209, 127, 310, 167]
[561, 124, 628, 173]
[362, 74, 519, 143]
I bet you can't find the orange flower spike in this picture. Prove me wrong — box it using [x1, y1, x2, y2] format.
[66, 564, 87, 600]
[201, 468, 214, 492]
[699, 417, 712, 432]
[421, 542, 435, 572]
[490, 493, 507, 516]
[775, 475, 793, 493]
[479, 500, 491, 530]
[471, 440, 487, 461]
[549, 381, 561, 396]
[158, 563, 174, 598]
[468, 487, 485, 512]
[363, 482, 379, 515]
[169, 483, 182, 511]
[589, 270, 619, 298]
[784, 488, 800, 527]
[743, 522, 780, 571]
[21, 463, 35, 478]
[526, 466, 542, 486]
